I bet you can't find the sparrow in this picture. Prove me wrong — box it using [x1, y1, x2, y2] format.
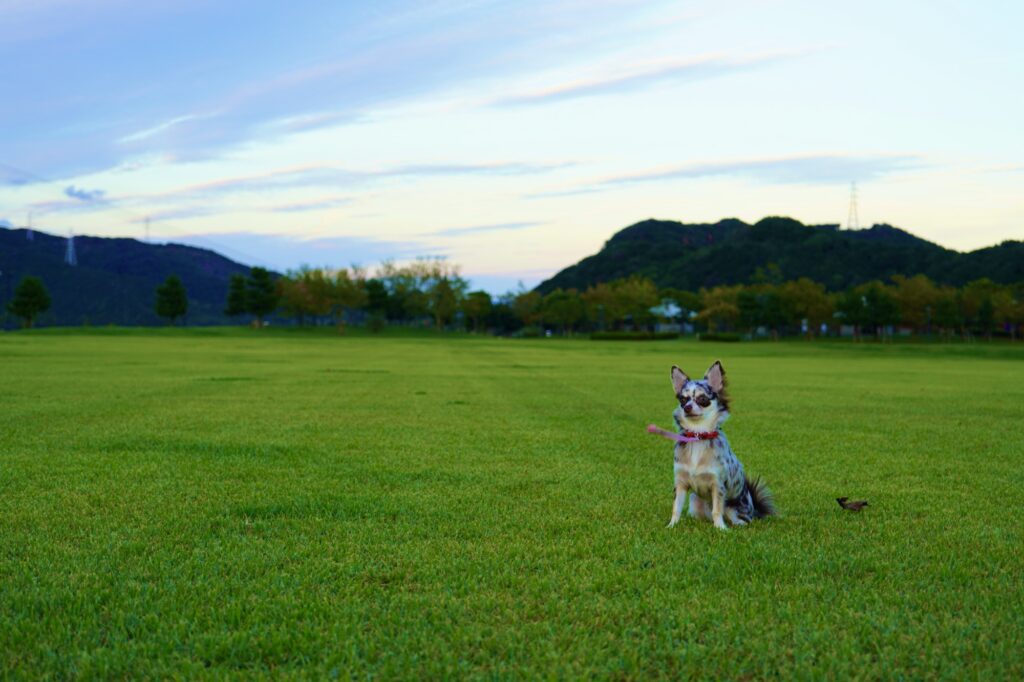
[837, 497, 868, 512]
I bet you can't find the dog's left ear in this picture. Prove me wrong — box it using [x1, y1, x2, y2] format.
[704, 361, 726, 393]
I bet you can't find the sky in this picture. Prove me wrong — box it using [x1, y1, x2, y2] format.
[1, 0, 1022, 292]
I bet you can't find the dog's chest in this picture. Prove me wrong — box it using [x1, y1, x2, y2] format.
[673, 441, 723, 494]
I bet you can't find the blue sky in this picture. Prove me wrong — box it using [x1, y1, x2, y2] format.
[1, 0, 1021, 292]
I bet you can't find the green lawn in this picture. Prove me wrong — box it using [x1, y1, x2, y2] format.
[1, 329, 1022, 679]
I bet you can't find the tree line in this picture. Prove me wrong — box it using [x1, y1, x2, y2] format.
[5, 265, 1023, 341]
[220, 263, 1024, 341]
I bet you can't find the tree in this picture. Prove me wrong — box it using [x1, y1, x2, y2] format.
[932, 287, 961, 340]
[891, 274, 940, 334]
[461, 290, 493, 332]
[246, 267, 278, 327]
[698, 285, 742, 332]
[364, 278, 389, 314]
[7, 276, 51, 328]
[779, 278, 832, 339]
[277, 269, 313, 325]
[155, 275, 188, 325]
[512, 288, 543, 328]
[224, 274, 247, 318]
[992, 288, 1024, 341]
[331, 267, 368, 333]
[611, 275, 659, 329]
[542, 288, 584, 334]
[861, 282, 899, 340]
[427, 275, 465, 330]
[581, 282, 622, 330]
[961, 279, 1001, 340]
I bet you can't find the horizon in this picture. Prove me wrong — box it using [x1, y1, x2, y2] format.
[2, 1, 1022, 293]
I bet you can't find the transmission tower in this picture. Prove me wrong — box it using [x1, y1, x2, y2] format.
[846, 181, 860, 229]
[65, 231, 77, 266]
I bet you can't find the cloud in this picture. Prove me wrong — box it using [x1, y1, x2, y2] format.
[0, 0, 682, 181]
[534, 154, 924, 197]
[0, 218, 12, 228]
[128, 206, 218, 222]
[118, 112, 219, 144]
[269, 197, 353, 213]
[143, 161, 565, 202]
[64, 185, 106, 201]
[429, 221, 544, 237]
[493, 49, 813, 107]
[160, 231, 433, 271]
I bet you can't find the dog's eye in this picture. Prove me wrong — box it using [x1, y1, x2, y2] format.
[696, 395, 711, 407]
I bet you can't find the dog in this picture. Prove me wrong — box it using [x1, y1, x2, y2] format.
[666, 361, 775, 530]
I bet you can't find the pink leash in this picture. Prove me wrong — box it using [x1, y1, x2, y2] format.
[646, 424, 700, 444]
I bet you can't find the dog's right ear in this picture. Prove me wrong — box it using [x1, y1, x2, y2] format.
[671, 366, 688, 395]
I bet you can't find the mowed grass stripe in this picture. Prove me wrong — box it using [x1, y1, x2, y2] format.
[1, 331, 1022, 679]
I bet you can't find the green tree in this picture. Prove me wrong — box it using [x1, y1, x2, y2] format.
[6, 276, 51, 328]
[542, 288, 584, 334]
[960, 279, 1000, 339]
[512, 288, 543, 328]
[992, 287, 1023, 341]
[277, 270, 313, 325]
[581, 282, 623, 330]
[779, 278, 832, 339]
[224, 274, 247, 318]
[698, 285, 742, 333]
[246, 267, 278, 327]
[331, 267, 368, 333]
[155, 275, 188, 325]
[891, 274, 940, 334]
[862, 282, 899, 340]
[933, 287, 961, 340]
[611, 275, 659, 329]
[461, 290, 493, 332]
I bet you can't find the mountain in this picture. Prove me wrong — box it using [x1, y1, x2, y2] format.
[536, 217, 1024, 293]
[1, 227, 255, 327]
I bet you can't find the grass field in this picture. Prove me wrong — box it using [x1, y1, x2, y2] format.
[2, 329, 1022, 679]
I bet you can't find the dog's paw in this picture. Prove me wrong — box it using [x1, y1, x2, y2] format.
[714, 519, 729, 531]
[667, 518, 680, 528]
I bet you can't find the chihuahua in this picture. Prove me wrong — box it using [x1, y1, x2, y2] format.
[667, 361, 775, 530]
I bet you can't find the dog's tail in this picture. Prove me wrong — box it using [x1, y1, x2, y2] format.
[746, 475, 776, 518]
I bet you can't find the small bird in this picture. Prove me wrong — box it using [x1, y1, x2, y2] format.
[837, 497, 869, 512]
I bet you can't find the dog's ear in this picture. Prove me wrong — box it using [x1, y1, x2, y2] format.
[671, 366, 688, 394]
[704, 361, 726, 393]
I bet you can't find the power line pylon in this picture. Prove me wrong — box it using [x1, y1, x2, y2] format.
[846, 181, 860, 229]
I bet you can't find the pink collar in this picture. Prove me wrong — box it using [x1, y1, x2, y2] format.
[647, 424, 719, 444]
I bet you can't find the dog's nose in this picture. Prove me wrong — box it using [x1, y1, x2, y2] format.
[683, 403, 693, 413]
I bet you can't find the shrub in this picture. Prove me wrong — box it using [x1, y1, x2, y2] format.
[590, 331, 680, 341]
[698, 332, 742, 342]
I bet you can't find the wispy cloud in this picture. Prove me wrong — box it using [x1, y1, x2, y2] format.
[532, 154, 925, 197]
[605, 154, 922, 185]
[0, 218, 12, 228]
[118, 112, 219, 144]
[128, 206, 218, 222]
[143, 161, 567, 201]
[268, 197, 353, 213]
[493, 49, 815, 107]
[64, 185, 106, 201]
[160, 231, 433, 271]
[429, 221, 544, 237]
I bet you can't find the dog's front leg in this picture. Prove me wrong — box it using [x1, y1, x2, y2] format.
[668, 485, 687, 528]
[711, 483, 728, 530]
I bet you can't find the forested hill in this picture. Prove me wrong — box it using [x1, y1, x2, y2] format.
[536, 217, 1024, 293]
[1, 227, 254, 326]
